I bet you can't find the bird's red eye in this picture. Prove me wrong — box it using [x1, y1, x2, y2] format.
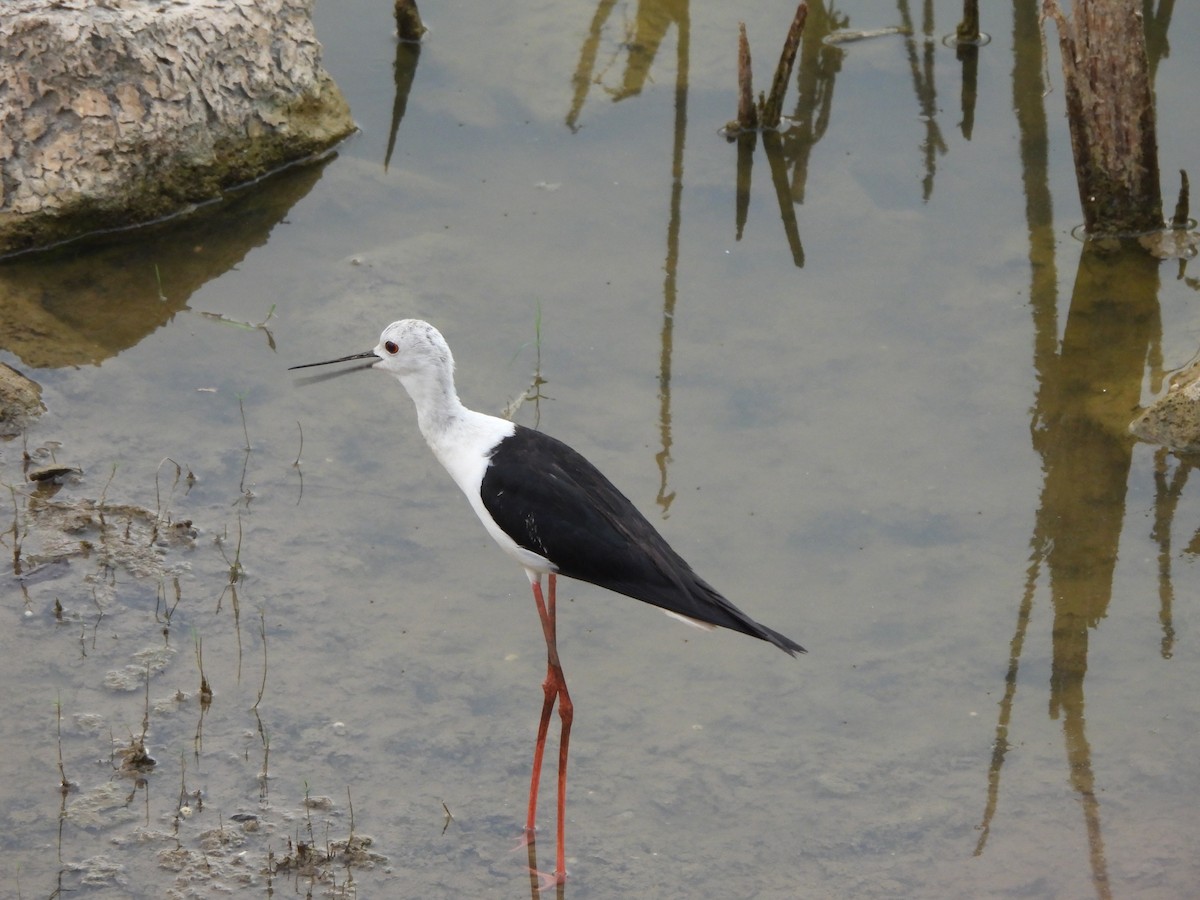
[385, 341, 399, 354]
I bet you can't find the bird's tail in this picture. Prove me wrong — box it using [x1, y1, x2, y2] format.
[643, 575, 807, 656]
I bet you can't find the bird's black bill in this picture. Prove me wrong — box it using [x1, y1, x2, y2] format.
[288, 351, 378, 371]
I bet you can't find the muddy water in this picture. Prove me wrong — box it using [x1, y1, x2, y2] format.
[2, 1, 1199, 896]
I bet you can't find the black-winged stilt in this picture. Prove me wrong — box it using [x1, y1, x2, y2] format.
[290, 319, 804, 885]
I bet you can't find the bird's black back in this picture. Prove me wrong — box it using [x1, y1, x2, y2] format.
[480, 425, 804, 656]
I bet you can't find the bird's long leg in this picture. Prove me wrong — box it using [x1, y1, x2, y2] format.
[524, 573, 571, 887]
[525, 575, 559, 837]
[548, 573, 573, 884]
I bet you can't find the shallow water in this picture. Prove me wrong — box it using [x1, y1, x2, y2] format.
[2, 1, 1199, 897]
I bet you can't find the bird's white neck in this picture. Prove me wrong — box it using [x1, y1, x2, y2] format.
[397, 364, 470, 447]
[395, 361, 516, 519]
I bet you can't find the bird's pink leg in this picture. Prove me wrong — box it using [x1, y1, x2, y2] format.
[548, 574, 573, 885]
[523, 574, 571, 888]
[524, 575, 559, 836]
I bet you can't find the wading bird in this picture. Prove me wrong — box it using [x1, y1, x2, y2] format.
[291, 319, 804, 885]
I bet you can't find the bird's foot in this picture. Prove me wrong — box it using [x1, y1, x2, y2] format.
[516, 827, 567, 890]
[512, 825, 536, 852]
[527, 865, 568, 891]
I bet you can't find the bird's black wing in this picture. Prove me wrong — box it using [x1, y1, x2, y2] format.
[481, 425, 804, 655]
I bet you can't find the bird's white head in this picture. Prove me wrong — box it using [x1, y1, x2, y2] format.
[289, 318, 465, 436]
[367, 319, 469, 438]
[370, 319, 455, 379]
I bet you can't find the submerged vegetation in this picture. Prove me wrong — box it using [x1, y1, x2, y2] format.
[1, 401, 384, 895]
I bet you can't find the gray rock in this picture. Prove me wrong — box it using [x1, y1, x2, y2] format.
[0, 0, 356, 256]
[0, 362, 45, 436]
[1130, 361, 1200, 452]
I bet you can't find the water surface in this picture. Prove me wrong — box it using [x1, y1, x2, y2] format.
[2, 1, 1198, 897]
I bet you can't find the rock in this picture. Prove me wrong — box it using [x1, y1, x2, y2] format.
[0, 362, 45, 436]
[1138, 229, 1200, 261]
[0, 0, 356, 256]
[1130, 360, 1200, 452]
